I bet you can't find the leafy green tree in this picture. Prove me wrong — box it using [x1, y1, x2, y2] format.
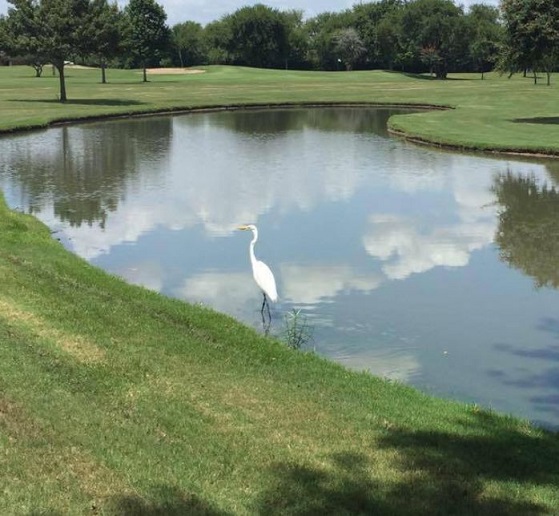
[172, 21, 206, 67]
[202, 19, 232, 64]
[0, 15, 7, 55]
[124, 0, 170, 82]
[540, 49, 559, 86]
[500, 0, 559, 84]
[467, 4, 502, 79]
[5, 0, 95, 101]
[334, 27, 365, 70]
[375, 15, 401, 69]
[420, 44, 442, 76]
[398, 0, 471, 78]
[304, 10, 354, 70]
[470, 39, 498, 79]
[225, 4, 288, 69]
[24, 53, 49, 76]
[352, 0, 402, 68]
[281, 9, 309, 70]
[88, 0, 123, 84]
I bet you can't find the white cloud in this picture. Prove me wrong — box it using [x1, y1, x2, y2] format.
[280, 263, 383, 305]
[176, 270, 261, 314]
[362, 156, 504, 280]
[363, 214, 494, 280]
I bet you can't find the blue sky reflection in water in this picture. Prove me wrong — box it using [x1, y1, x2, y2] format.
[1, 107, 559, 429]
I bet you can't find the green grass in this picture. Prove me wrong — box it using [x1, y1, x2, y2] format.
[1, 65, 559, 155]
[1, 65, 559, 514]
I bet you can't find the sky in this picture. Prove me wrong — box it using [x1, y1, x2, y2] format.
[1, 0, 500, 27]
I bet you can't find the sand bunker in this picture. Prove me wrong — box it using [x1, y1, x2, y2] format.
[146, 68, 206, 75]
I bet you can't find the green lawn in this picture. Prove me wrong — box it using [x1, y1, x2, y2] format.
[1, 65, 559, 514]
[1, 65, 559, 155]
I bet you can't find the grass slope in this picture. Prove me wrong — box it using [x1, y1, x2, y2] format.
[0, 65, 559, 155]
[1, 66, 559, 514]
[1, 194, 559, 514]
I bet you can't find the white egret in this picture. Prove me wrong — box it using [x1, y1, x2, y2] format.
[238, 224, 278, 320]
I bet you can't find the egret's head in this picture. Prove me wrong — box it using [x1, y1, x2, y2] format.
[238, 224, 256, 232]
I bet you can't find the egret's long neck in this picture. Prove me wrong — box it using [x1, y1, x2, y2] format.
[249, 229, 258, 267]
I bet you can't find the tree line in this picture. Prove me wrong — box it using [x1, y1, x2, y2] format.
[0, 0, 558, 101]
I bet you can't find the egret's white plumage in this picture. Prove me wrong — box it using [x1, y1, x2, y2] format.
[238, 224, 278, 303]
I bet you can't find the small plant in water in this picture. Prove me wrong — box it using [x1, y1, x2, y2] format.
[282, 309, 314, 350]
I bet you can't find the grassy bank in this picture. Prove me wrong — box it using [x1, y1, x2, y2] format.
[1, 65, 559, 514]
[1, 194, 559, 514]
[0, 65, 559, 155]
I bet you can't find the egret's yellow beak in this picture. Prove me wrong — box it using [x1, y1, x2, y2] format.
[237, 225, 249, 230]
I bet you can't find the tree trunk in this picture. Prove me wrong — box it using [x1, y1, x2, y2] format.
[101, 60, 107, 84]
[533, 70, 537, 85]
[143, 66, 148, 82]
[56, 62, 67, 102]
[547, 71, 551, 86]
[481, 70, 484, 80]
[178, 49, 184, 68]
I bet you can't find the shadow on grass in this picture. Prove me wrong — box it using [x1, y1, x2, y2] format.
[512, 117, 559, 125]
[105, 485, 230, 515]
[384, 70, 472, 81]
[257, 414, 559, 515]
[9, 98, 146, 107]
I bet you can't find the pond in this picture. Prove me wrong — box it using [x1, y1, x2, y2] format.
[1, 107, 559, 430]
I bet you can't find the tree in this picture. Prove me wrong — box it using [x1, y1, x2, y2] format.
[281, 9, 309, 70]
[398, 0, 471, 78]
[375, 15, 400, 70]
[225, 4, 289, 69]
[304, 10, 354, 70]
[470, 39, 498, 79]
[5, 0, 95, 101]
[500, 0, 559, 84]
[172, 21, 206, 67]
[24, 53, 49, 76]
[352, 0, 402, 68]
[124, 0, 170, 82]
[0, 15, 8, 56]
[420, 44, 442, 76]
[202, 19, 231, 64]
[334, 27, 365, 70]
[467, 4, 502, 79]
[0, 16, 48, 72]
[88, 0, 123, 84]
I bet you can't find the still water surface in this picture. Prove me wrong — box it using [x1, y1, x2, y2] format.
[2, 107, 559, 429]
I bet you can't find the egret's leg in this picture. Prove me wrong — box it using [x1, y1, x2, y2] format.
[260, 293, 269, 333]
[263, 319, 271, 336]
[265, 295, 272, 322]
